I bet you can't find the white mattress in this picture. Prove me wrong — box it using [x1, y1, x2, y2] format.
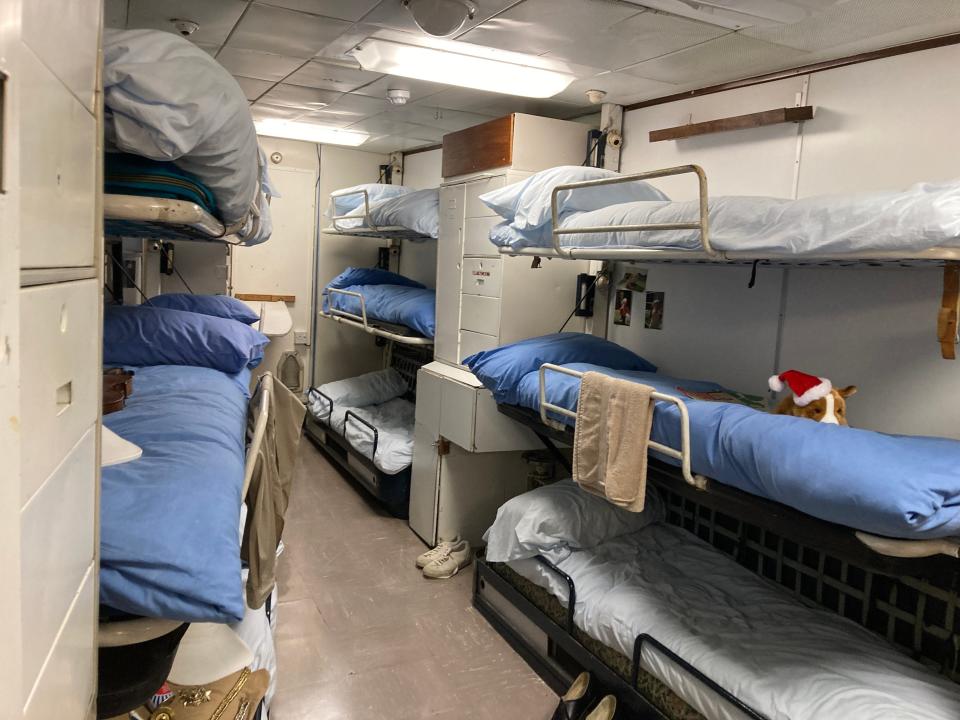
[334, 188, 439, 239]
[508, 524, 960, 720]
[490, 180, 960, 256]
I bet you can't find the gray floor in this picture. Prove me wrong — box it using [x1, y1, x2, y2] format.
[270, 440, 557, 719]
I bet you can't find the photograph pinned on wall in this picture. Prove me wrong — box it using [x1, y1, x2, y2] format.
[645, 292, 664, 330]
[620, 270, 648, 293]
[614, 289, 632, 326]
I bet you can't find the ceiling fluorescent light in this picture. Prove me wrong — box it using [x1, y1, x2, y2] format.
[254, 119, 369, 146]
[350, 38, 575, 98]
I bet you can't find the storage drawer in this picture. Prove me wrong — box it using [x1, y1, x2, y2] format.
[20, 49, 97, 269]
[23, 564, 96, 720]
[20, 279, 99, 504]
[465, 175, 506, 218]
[463, 216, 502, 257]
[460, 330, 498, 360]
[21, 429, 96, 701]
[23, 0, 100, 113]
[461, 257, 503, 298]
[460, 294, 501, 337]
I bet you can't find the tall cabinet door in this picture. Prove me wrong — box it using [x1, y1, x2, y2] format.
[435, 184, 465, 365]
[408, 370, 444, 544]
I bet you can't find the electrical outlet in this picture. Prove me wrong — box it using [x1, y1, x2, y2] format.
[294, 331, 309, 345]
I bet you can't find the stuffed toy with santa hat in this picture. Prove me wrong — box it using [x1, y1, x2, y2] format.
[769, 369, 857, 425]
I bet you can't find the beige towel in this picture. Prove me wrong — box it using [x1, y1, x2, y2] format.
[572, 371, 655, 512]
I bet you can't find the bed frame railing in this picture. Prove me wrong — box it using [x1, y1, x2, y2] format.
[330, 188, 380, 233]
[344, 410, 380, 462]
[306, 387, 334, 425]
[538, 363, 707, 490]
[320, 287, 434, 346]
[244, 372, 273, 499]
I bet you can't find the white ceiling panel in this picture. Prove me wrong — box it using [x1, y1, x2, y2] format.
[104, 0, 129, 28]
[345, 114, 446, 142]
[362, 0, 520, 35]
[554, 71, 679, 106]
[362, 135, 436, 153]
[286, 60, 383, 92]
[196, 44, 221, 57]
[321, 92, 395, 117]
[234, 76, 276, 101]
[625, 32, 812, 86]
[293, 109, 359, 127]
[379, 104, 496, 132]
[217, 47, 306, 81]
[254, 0, 381, 22]
[411, 87, 582, 119]
[249, 103, 310, 121]
[226, 3, 352, 58]
[126, 0, 248, 47]
[352, 75, 452, 103]
[259, 83, 344, 109]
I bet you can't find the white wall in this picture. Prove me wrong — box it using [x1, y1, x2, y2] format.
[399, 148, 443, 288]
[617, 43, 960, 437]
[313, 144, 391, 385]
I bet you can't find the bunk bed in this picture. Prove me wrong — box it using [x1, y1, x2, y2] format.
[319, 267, 436, 346]
[483, 165, 960, 263]
[476, 481, 960, 720]
[304, 345, 431, 517]
[102, 28, 273, 246]
[324, 184, 440, 241]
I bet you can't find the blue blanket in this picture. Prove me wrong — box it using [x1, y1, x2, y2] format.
[515, 363, 960, 540]
[105, 152, 219, 215]
[101, 365, 249, 622]
[326, 284, 436, 338]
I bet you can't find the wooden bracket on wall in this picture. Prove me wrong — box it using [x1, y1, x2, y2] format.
[649, 106, 814, 142]
[938, 262, 960, 359]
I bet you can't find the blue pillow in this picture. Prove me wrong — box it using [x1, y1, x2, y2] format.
[463, 333, 657, 405]
[329, 183, 412, 216]
[326, 267, 425, 290]
[104, 304, 269, 373]
[147, 293, 260, 325]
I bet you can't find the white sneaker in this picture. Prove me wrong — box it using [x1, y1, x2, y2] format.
[422, 540, 472, 579]
[415, 537, 460, 569]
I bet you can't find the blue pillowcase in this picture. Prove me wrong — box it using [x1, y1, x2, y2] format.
[463, 333, 657, 405]
[326, 267, 425, 290]
[147, 293, 261, 324]
[104, 304, 269, 373]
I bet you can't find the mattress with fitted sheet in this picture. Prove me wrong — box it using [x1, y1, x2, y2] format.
[507, 361, 960, 540]
[508, 523, 960, 720]
[332, 188, 439, 239]
[100, 364, 249, 623]
[489, 180, 960, 255]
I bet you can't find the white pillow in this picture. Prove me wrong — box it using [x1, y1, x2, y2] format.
[316, 368, 408, 408]
[328, 183, 412, 217]
[479, 166, 669, 230]
[483, 479, 663, 562]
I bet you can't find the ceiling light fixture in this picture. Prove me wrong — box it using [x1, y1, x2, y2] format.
[402, 0, 477, 37]
[254, 119, 369, 146]
[350, 38, 575, 98]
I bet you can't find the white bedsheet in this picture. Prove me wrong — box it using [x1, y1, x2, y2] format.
[334, 188, 439, 239]
[508, 524, 960, 720]
[490, 180, 960, 256]
[103, 29, 260, 226]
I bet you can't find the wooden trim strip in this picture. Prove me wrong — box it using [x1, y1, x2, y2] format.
[624, 32, 960, 112]
[235, 293, 296, 303]
[649, 106, 813, 142]
[401, 143, 441, 157]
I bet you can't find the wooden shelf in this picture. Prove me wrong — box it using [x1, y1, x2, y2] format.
[649, 106, 814, 142]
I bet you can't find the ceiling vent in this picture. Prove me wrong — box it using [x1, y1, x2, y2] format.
[386, 88, 411, 105]
[402, 0, 477, 37]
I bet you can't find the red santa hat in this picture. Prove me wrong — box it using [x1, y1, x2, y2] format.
[768, 369, 832, 407]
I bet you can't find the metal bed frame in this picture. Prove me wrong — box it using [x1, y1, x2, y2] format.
[104, 193, 263, 245]
[319, 287, 434, 346]
[324, 187, 435, 242]
[496, 164, 960, 266]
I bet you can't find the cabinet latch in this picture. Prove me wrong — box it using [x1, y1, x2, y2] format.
[437, 437, 451, 456]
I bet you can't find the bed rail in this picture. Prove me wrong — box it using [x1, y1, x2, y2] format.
[325, 188, 434, 241]
[538, 363, 707, 490]
[103, 194, 262, 246]
[533, 555, 577, 634]
[319, 288, 434, 346]
[307, 387, 334, 425]
[344, 410, 379, 461]
[630, 633, 769, 720]
[330, 188, 378, 232]
[244, 372, 273, 499]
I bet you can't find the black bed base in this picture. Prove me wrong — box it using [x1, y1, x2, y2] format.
[304, 414, 410, 517]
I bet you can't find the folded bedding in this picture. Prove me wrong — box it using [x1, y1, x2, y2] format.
[332, 188, 440, 239]
[504, 521, 960, 720]
[489, 180, 960, 255]
[307, 369, 415, 475]
[329, 183, 412, 216]
[105, 153, 219, 214]
[324, 268, 436, 338]
[103, 29, 259, 226]
[101, 364, 249, 623]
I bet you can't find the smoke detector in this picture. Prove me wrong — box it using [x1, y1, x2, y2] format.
[171, 19, 200, 36]
[585, 89, 607, 105]
[386, 88, 411, 106]
[402, 0, 477, 37]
